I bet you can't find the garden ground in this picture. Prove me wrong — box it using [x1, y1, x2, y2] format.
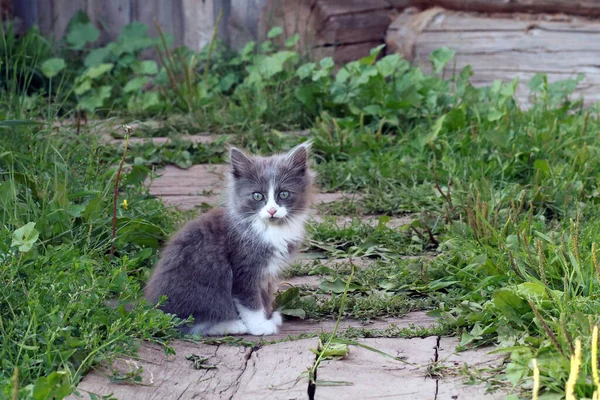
[3, 16, 600, 400]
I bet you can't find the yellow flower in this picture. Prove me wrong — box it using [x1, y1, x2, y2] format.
[565, 339, 582, 400]
[532, 358, 540, 400]
[122, 199, 128, 210]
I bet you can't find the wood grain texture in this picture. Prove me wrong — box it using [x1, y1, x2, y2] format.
[389, 0, 600, 18]
[386, 8, 600, 105]
[67, 341, 252, 400]
[87, 0, 130, 44]
[261, 0, 395, 63]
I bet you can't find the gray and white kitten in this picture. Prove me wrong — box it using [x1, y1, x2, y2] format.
[144, 143, 314, 336]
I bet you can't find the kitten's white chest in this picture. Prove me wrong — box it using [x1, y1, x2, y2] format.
[254, 216, 307, 277]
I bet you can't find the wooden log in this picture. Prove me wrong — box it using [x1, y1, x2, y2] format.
[386, 8, 600, 105]
[260, 0, 396, 63]
[388, 0, 600, 18]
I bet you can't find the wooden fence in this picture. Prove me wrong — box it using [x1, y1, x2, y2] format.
[12, 0, 265, 52]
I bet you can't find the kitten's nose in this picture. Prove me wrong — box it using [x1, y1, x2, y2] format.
[267, 208, 277, 217]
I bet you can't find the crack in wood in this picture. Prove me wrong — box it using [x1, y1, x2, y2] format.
[434, 336, 441, 400]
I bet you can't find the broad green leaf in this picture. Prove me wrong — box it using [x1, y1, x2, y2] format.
[131, 60, 158, 75]
[533, 159, 550, 177]
[375, 54, 404, 77]
[493, 288, 528, 325]
[74, 80, 92, 95]
[84, 46, 111, 67]
[67, 22, 99, 50]
[40, 58, 66, 78]
[281, 308, 306, 319]
[320, 57, 334, 70]
[296, 62, 316, 79]
[118, 22, 155, 53]
[84, 63, 114, 80]
[123, 77, 147, 93]
[267, 26, 283, 39]
[430, 47, 455, 74]
[285, 33, 300, 47]
[11, 222, 39, 252]
[359, 44, 385, 65]
[274, 287, 301, 310]
[487, 108, 504, 122]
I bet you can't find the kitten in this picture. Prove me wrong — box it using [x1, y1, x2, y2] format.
[144, 142, 314, 336]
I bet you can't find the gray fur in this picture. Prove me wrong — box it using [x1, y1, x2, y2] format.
[144, 143, 314, 335]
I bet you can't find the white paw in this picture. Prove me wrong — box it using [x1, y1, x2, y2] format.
[204, 319, 248, 336]
[270, 311, 283, 327]
[223, 319, 249, 335]
[246, 319, 279, 336]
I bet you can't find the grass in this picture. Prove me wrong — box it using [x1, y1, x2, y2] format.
[2, 13, 600, 399]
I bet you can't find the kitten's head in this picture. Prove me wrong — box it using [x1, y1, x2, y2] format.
[227, 142, 314, 226]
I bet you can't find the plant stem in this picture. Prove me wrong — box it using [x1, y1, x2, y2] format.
[110, 125, 131, 256]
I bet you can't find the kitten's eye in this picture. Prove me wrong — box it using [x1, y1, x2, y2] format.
[252, 192, 264, 201]
[279, 191, 290, 199]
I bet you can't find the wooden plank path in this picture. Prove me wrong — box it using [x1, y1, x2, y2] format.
[71, 134, 508, 399]
[68, 337, 505, 400]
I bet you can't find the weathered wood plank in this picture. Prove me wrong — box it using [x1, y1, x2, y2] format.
[435, 337, 507, 400]
[182, 0, 216, 51]
[389, 0, 600, 18]
[316, 337, 439, 399]
[51, 0, 88, 38]
[67, 341, 252, 400]
[242, 311, 438, 342]
[386, 9, 600, 105]
[87, 0, 131, 44]
[232, 340, 316, 399]
[261, 0, 395, 63]
[229, 0, 267, 50]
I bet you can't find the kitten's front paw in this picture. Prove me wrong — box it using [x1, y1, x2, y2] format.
[246, 319, 279, 336]
[271, 311, 283, 327]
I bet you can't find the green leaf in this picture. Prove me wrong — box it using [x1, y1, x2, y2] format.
[267, 26, 283, 39]
[320, 57, 334, 70]
[123, 77, 147, 93]
[275, 287, 301, 310]
[430, 47, 455, 74]
[487, 108, 504, 122]
[320, 278, 363, 294]
[66, 22, 99, 50]
[296, 62, 316, 79]
[40, 58, 66, 79]
[74, 80, 92, 96]
[78, 86, 112, 112]
[493, 288, 528, 325]
[118, 22, 155, 53]
[11, 222, 39, 252]
[376, 54, 404, 77]
[285, 33, 300, 47]
[359, 44, 385, 65]
[281, 308, 306, 319]
[131, 60, 158, 75]
[84, 63, 114, 80]
[534, 159, 550, 177]
[84, 46, 111, 67]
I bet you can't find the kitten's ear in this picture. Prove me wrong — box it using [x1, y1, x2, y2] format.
[286, 141, 311, 172]
[230, 147, 252, 178]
